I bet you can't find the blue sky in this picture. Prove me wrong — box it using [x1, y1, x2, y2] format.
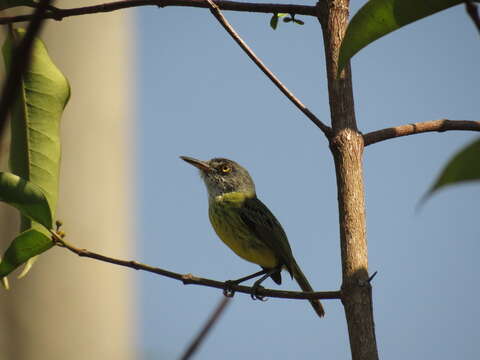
[136, 2, 479, 359]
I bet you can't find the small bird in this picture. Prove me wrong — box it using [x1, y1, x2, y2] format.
[181, 156, 325, 317]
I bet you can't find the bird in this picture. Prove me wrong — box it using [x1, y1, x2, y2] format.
[180, 156, 325, 317]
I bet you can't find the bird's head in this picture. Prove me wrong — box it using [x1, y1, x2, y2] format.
[181, 156, 256, 200]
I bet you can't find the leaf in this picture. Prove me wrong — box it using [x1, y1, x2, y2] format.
[283, 17, 292, 23]
[338, 0, 480, 74]
[423, 138, 480, 201]
[0, 229, 53, 277]
[0, 0, 38, 10]
[270, 14, 279, 30]
[0, 172, 52, 229]
[3, 28, 69, 227]
[1, 28, 69, 277]
[270, 13, 288, 30]
[294, 19, 305, 25]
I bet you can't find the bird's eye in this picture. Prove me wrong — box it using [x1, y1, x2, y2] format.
[221, 165, 231, 173]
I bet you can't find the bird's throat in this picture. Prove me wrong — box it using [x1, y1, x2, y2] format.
[213, 191, 255, 206]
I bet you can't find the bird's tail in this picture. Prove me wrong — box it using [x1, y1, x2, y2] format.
[291, 261, 325, 318]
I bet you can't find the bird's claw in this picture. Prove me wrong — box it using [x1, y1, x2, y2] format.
[250, 284, 267, 301]
[223, 280, 236, 298]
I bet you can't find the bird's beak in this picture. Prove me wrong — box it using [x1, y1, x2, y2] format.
[180, 156, 212, 173]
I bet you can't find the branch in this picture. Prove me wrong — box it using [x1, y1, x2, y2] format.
[363, 119, 480, 146]
[180, 297, 231, 360]
[317, 1, 378, 356]
[0, 0, 317, 25]
[0, 0, 52, 140]
[0, 0, 331, 136]
[205, 0, 332, 137]
[465, 0, 480, 34]
[50, 231, 341, 301]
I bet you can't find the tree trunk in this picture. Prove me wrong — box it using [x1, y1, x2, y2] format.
[316, 1, 379, 359]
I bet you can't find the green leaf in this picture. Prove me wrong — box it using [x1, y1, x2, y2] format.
[270, 13, 288, 30]
[338, 0, 479, 74]
[0, 229, 53, 277]
[423, 138, 480, 201]
[0, 172, 52, 229]
[294, 19, 305, 25]
[270, 14, 279, 30]
[3, 28, 70, 227]
[1, 28, 69, 277]
[283, 17, 292, 23]
[0, 0, 38, 10]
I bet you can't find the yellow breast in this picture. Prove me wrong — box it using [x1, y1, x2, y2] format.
[208, 193, 279, 268]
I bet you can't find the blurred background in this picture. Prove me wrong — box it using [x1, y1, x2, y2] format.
[0, 2, 135, 359]
[1, 1, 479, 359]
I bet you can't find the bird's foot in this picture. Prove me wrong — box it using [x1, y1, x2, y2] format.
[250, 283, 267, 301]
[223, 280, 237, 298]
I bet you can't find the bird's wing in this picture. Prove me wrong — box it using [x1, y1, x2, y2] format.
[238, 196, 296, 274]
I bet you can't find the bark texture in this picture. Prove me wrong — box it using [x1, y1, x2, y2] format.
[316, 1, 379, 359]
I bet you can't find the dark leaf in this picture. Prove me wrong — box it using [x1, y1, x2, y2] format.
[423, 138, 480, 201]
[270, 14, 279, 30]
[0, 229, 53, 277]
[338, 0, 479, 73]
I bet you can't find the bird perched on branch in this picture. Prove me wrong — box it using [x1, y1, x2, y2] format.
[181, 156, 324, 317]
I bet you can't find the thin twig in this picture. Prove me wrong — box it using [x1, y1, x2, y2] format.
[367, 271, 378, 283]
[0, 0, 52, 142]
[205, 0, 332, 137]
[363, 119, 480, 146]
[179, 296, 231, 360]
[0, 0, 317, 25]
[465, 0, 480, 34]
[50, 231, 341, 301]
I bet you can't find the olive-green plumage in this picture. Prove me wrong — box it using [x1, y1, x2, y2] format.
[181, 156, 325, 317]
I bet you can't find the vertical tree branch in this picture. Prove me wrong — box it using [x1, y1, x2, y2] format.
[316, 1, 378, 359]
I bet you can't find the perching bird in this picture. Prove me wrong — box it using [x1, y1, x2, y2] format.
[181, 156, 324, 317]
